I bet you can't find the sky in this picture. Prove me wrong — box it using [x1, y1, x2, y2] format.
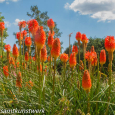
[1, 0, 115, 52]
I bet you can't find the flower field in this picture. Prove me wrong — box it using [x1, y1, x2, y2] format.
[0, 18, 115, 115]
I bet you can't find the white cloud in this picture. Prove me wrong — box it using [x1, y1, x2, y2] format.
[6, 1, 9, 4]
[11, 0, 18, 2]
[64, 0, 115, 22]
[0, 0, 5, 3]
[5, 21, 11, 27]
[13, 19, 25, 26]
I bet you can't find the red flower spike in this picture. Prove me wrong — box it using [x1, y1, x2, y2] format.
[0, 22, 5, 32]
[60, 53, 68, 63]
[3, 66, 9, 77]
[105, 36, 115, 52]
[4, 44, 11, 52]
[47, 34, 54, 48]
[25, 37, 32, 47]
[51, 38, 61, 59]
[16, 72, 22, 88]
[41, 45, 47, 62]
[69, 52, 76, 68]
[21, 30, 27, 37]
[72, 45, 78, 55]
[75, 32, 82, 41]
[18, 21, 26, 30]
[47, 19, 55, 29]
[82, 70, 92, 92]
[35, 26, 46, 50]
[100, 49, 106, 65]
[12, 44, 19, 58]
[81, 34, 87, 43]
[25, 52, 29, 61]
[16, 32, 23, 40]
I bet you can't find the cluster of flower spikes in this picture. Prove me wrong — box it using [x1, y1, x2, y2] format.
[69, 52, 76, 68]
[35, 26, 46, 50]
[27, 19, 39, 36]
[72, 45, 78, 55]
[60, 53, 68, 63]
[16, 72, 22, 88]
[41, 45, 47, 62]
[0, 22, 5, 32]
[3, 66, 9, 77]
[25, 37, 32, 47]
[51, 38, 61, 59]
[82, 70, 92, 93]
[100, 49, 106, 66]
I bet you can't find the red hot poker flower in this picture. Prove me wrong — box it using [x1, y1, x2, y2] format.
[105, 36, 115, 52]
[91, 46, 95, 53]
[69, 52, 76, 68]
[47, 19, 55, 29]
[18, 21, 26, 30]
[47, 34, 54, 48]
[51, 38, 61, 59]
[16, 72, 22, 88]
[91, 57, 97, 66]
[4, 44, 11, 52]
[25, 52, 29, 61]
[21, 30, 27, 37]
[35, 26, 46, 50]
[81, 34, 87, 43]
[37, 64, 42, 72]
[16, 32, 23, 40]
[82, 70, 92, 93]
[48, 30, 55, 36]
[60, 53, 68, 63]
[72, 45, 78, 55]
[41, 45, 47, 62]
[12, 44, 19, 58]
[27, 19, 39, 36]
[75, 32, 82, 41]
[0, 22, 5, 32]
[3, 66, 9, 77]
[100, 49, 106, 65]
[25, 37, 32, 47]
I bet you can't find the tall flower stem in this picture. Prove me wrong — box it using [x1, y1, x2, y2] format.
[1, 31, 3, 68]
[50, 48, 51, 80]
[83, 42, 86, 69]
[105, 52, 112, 115]
[87, 92, 90, 113]
[38, 48, 41, 109]
[52, 58, 56, 112]
[42, 62, 43, 76]
[78, 40, 80, 64]
[63, 63, 66, 88]
[23, 35, 25, 61]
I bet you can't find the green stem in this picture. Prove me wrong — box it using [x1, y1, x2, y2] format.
[1, 31, 3, 68]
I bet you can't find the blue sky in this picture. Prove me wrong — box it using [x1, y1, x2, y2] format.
[1, 0, 115, 52]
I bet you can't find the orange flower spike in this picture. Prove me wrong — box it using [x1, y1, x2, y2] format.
[82, 70, 92, 93]
[9, 57, 15, 65]
[60, 53, 68, 63]
[16, 32, 23, 40]
[25, 52, 29, 61]
[100, 49, 106, 65]
[47, 56, 52, 62]
[4, 44, 11, 52]
[21, 30, 27, 37]
[25, 37, 32, 47]
[72, 45, 78, 55]
[37, 64, 42, 72]
[28, 19, 39, 36]
[0, 22, 5, 32]
[79, 60, 84, 70]
[75, 32, 82, 41]
[3, 66, 9, 77]
[35, 26, 46, 50]
[47, 18, 55, 29]
[41, 45, 47, 62]
[85, 51, 96, 62]
[91, 57, 97, 66]
[47, 34, 54, 48]
[51, 38, 61, 59]
[105, 36, 115, 52]
[18, 21, 26, 30]
[81, 34, 87, 43]
[48, 30, 55, 36]
[69, 52, 76, 68]
[16, 72, 22, 88]
[12, 44, 19, 58]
